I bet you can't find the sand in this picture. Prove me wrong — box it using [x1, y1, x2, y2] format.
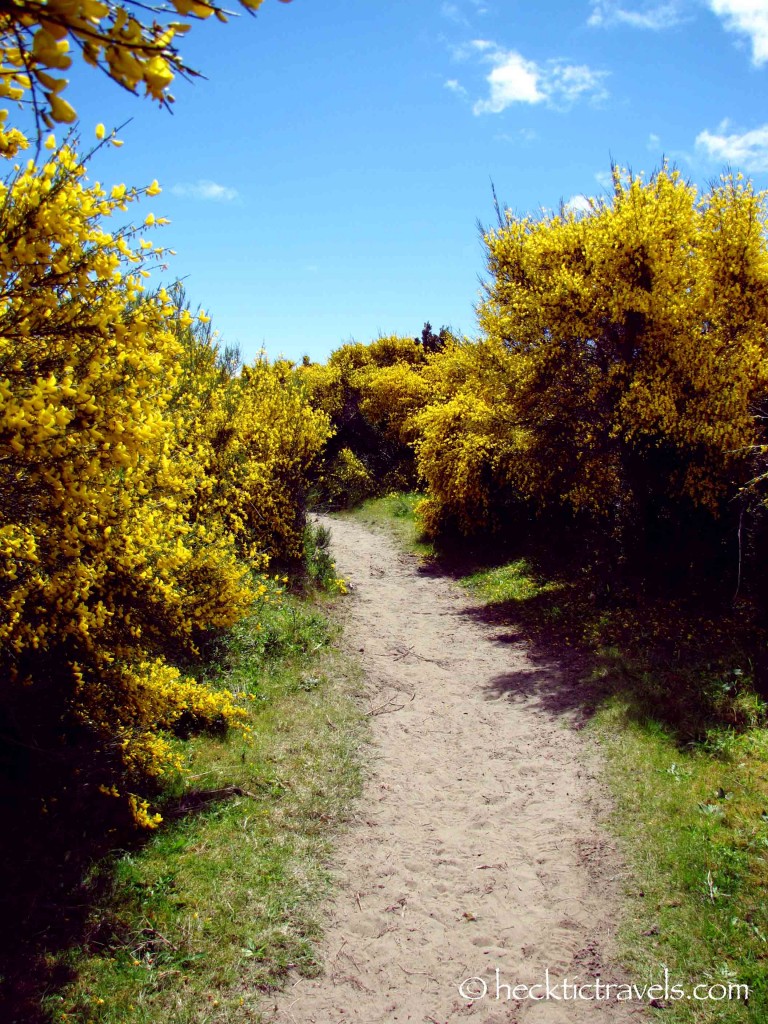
[265, 515, 644, 1024]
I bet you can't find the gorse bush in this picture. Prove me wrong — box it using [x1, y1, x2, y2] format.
[171, 311, 331, 563]
[417, 166, 768, 561]
[316, 166, 768, 599]
[317, 447, 375, 509]
[478, 166, 768, 528]
[0, 131, 326, 829]
[298, 334, 432, 508]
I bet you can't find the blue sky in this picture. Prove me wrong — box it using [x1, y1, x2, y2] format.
[53, 0, 768, 363]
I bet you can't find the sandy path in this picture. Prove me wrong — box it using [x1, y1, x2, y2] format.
[267, 516, 643, 1024]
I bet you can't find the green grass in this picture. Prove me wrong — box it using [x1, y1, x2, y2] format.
[461, 558, 561, 605]
[344, 491, 434, 557]
[364, 490, 768, 1023]
[41, 594, 366, 1024]
[593, 701, 768, 1022]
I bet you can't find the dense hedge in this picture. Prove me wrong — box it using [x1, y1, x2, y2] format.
[0, 138, 329, 827]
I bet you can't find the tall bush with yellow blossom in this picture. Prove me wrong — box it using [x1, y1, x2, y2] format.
[298, 335, 428, 507]
[0, 128, 326, 829]
[168, 292, 331, 562]
[410, 166, 768, 582]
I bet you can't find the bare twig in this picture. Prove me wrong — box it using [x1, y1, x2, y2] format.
[367, 692, 414, 716]
[396, 962, 439, 985]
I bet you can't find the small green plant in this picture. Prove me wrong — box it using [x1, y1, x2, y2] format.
[303, 521, 347, 593]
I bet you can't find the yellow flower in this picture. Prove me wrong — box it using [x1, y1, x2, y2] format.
[49, 94, 76, 124]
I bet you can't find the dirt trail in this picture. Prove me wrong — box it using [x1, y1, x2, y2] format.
[267, 516, 642, 1024]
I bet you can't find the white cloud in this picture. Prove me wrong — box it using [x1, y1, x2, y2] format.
[595, 169, 615, 189]
[696, 121, 768, 171]
[473, 50, 544, 112]
[547, 62, 609, 106]
[647, 131, 662, 150]
[444, 78, 468, 96]
[565, 194, 594, 213]
[468, 42, 608, 114]
[709, 0, 768, 65]
[170, 180, 239, 202]
[449, 39, 483, 61]
[588, 0, 684, 29]
[441, 2, 467, 25]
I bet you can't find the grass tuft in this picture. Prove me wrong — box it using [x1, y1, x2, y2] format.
[303, 520, 347, 594]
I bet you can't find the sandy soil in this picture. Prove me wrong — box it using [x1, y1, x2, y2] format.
[266, 516, 644, 1024]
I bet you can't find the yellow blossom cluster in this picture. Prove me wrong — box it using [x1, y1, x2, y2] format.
[0, 130, 326, 827]
[0, 0, 292, 138]
[173, 347, 331, 561]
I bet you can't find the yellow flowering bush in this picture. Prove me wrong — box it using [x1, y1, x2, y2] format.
[0, 131, 323, 828]
[318, 446, 376, 509]
[409, 167, 768, 562]
[299, 335, 427, 507]
[483, 167, 768, 514]
[356, 359, 433, 446]
[168, 322, 331, 561]
[316, 334, 531, 537]
[411, 339, 532, 536]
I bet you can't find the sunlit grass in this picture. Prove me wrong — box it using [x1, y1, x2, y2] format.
[592, 699, 768, 1022]
[46, 595, 366, 1024]
[345, 491, 434, 557]
[461, 558, 562, 604]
